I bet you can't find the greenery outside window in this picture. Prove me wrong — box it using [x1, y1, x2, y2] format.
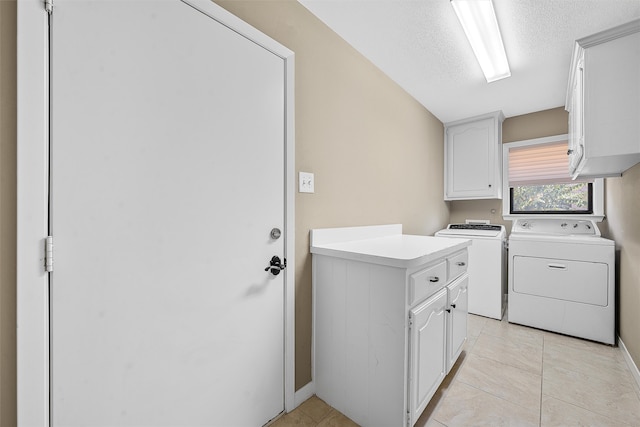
[502, 134, 604, 220]
[510, 182, 593, 214]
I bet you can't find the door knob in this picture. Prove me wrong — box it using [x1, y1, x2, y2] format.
[265, 256, 287, 276]
[270, 228, 282, 240]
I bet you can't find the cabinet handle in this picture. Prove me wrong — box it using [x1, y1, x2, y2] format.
[488, 184, 492, 188]
[456, 262, 466, 266]
[451, 304, 456, 308]
[567, 149, 574, 155]
[429, 277, 439, 283]
[446, 308, 451, 313]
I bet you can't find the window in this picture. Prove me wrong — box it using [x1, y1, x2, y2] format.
[502, 135, 604, 219]
[510, 183, 592, 214]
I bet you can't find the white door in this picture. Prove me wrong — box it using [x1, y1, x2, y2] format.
[49, 1, 286, 425]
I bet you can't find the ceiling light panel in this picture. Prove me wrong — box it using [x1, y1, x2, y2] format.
[451, 0, 511, 82]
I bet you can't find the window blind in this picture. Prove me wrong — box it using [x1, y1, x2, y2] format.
[508, 140, 588, 186]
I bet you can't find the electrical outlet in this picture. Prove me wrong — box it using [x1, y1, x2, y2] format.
[299, 172, 314, 193]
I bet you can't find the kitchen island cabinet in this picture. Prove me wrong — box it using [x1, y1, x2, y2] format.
[311, 224, 470, 427]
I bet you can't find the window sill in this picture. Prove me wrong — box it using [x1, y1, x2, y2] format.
[503, 214, 605, 222]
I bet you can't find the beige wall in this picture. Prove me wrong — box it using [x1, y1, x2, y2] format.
[502, 106, 568, 144]
[448, 199, 508, 230]
[214, 0, 449, 390]
[0, 0, 16, 425]
[600, 164, 640, 368]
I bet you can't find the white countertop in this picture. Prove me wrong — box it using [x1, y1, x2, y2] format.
[310, 224, 471, 268]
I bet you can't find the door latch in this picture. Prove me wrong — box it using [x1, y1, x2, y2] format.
[265, 256, 286, 276]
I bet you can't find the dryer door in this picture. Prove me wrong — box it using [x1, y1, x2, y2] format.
[512, 256, 609, 306]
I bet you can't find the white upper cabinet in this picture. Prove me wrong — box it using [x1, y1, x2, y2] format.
[566, 19, 640, 179]
[444, 111, 504, 200]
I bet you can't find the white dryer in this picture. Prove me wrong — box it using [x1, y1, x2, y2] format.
[436, 223, 506, 319]
[508, 218, 615, 344]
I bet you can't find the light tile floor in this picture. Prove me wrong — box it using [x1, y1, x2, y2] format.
[274, 314, 640, 427]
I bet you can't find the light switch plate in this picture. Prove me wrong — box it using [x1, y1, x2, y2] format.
[299, 172, 314, 193]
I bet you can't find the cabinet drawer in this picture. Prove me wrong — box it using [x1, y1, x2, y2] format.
[409, 261, 447, 306]
[447, 251, 468, 281]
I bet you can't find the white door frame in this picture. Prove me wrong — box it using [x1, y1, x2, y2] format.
[16, 1, 296, 425]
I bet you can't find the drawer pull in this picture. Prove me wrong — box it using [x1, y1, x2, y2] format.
[456, 262, 466, 267]
[547, 263, 567, 270]
[429, 277, 440, 283]
[451, 303, 456, 308]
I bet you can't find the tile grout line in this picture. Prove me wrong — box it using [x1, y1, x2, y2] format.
[459, 319, 545, 418]
[541, 334, 640, 426]
[464, 320, 546, 420]
[451, 379, 543, 418]
[472, 330, 543, 377]
[430, 319, 484, 427]
[539, 334, 544, 427]
[546, 394, 638, 427]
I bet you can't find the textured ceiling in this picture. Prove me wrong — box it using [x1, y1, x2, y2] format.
[297, 0, 640, 123]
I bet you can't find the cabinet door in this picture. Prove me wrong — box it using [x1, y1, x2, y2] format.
[445, 117, 500, 200]
[447, 275, 469, 373]
[408, 288, 447, 425]
[568, 57, 585, 177]
[568, 25, 640, 178]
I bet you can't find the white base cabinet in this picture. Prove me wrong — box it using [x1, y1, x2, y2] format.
[311, 225, 470, 427]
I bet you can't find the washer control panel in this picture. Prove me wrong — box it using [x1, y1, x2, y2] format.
[512, 218, 600, 236]
[448, 224, 503, 231]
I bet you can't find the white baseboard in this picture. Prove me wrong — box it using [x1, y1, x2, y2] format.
[293, 381, 316, 409]
[619, 336, 640, 391]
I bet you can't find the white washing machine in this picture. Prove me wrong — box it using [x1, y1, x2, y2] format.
[436, 223, 506, 319]
[508, 218, 615, 345]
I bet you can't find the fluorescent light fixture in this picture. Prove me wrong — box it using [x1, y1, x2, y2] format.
[451, 0, 511, 82]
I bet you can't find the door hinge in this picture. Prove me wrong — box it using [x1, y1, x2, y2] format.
[45, 236, 54, 272]
[44, 0, 53, 14]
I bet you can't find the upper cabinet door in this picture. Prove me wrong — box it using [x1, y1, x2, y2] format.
[567, 55, 585, 177]
[444, 111, 504, 200]
[566, 19, 640, 179]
